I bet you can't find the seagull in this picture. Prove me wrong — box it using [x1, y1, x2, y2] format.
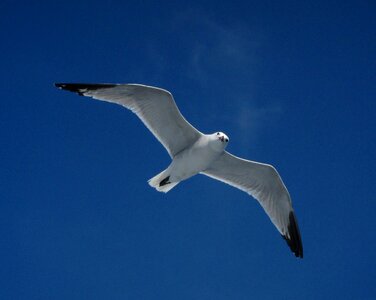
[55, 83, 303, 258]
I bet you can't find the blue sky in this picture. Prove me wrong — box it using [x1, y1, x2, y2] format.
[1, 0, 376, 299]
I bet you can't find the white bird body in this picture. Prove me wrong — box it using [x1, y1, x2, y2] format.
[55, 82, 303, 258]
[148, 133, 228, 193]
[169, 133, 227, 182]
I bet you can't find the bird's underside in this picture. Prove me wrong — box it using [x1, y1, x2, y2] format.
[55, 82, 303, 258]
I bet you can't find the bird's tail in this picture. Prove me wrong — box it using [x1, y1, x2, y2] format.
[148, 169, 179, 193]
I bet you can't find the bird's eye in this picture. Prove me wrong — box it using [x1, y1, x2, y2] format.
[225, 138, 228, 142]
[217, 132, 220, 135]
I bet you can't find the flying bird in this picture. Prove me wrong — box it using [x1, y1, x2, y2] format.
[55, 83, 303, 258]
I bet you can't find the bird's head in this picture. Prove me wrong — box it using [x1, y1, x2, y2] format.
[209, 131, 229, 151]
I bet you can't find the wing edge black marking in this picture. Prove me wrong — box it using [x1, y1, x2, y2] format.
[282, 211, 303, 258]
[55, 83, 117, 96]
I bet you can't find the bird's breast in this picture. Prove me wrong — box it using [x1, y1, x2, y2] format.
[170, 139, 222, 182]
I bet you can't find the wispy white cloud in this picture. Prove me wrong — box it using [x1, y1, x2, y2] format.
[173, 14, 261, 84]
[168, 12, 284, 153]
[233, 102, 283, 155]
[146, 10, 283, 154]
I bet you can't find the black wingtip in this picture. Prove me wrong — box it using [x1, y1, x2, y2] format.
[282, 211, 303, 258]
[54, 83, 117, 96]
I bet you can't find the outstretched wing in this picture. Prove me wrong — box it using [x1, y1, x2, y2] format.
[202, 151, 303, 258]
[55, 83, 202, 157]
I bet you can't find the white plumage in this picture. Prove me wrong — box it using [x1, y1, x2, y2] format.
[56, 83, 303, 258]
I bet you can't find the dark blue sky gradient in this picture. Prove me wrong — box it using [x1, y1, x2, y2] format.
[1, 1, 375, 299]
